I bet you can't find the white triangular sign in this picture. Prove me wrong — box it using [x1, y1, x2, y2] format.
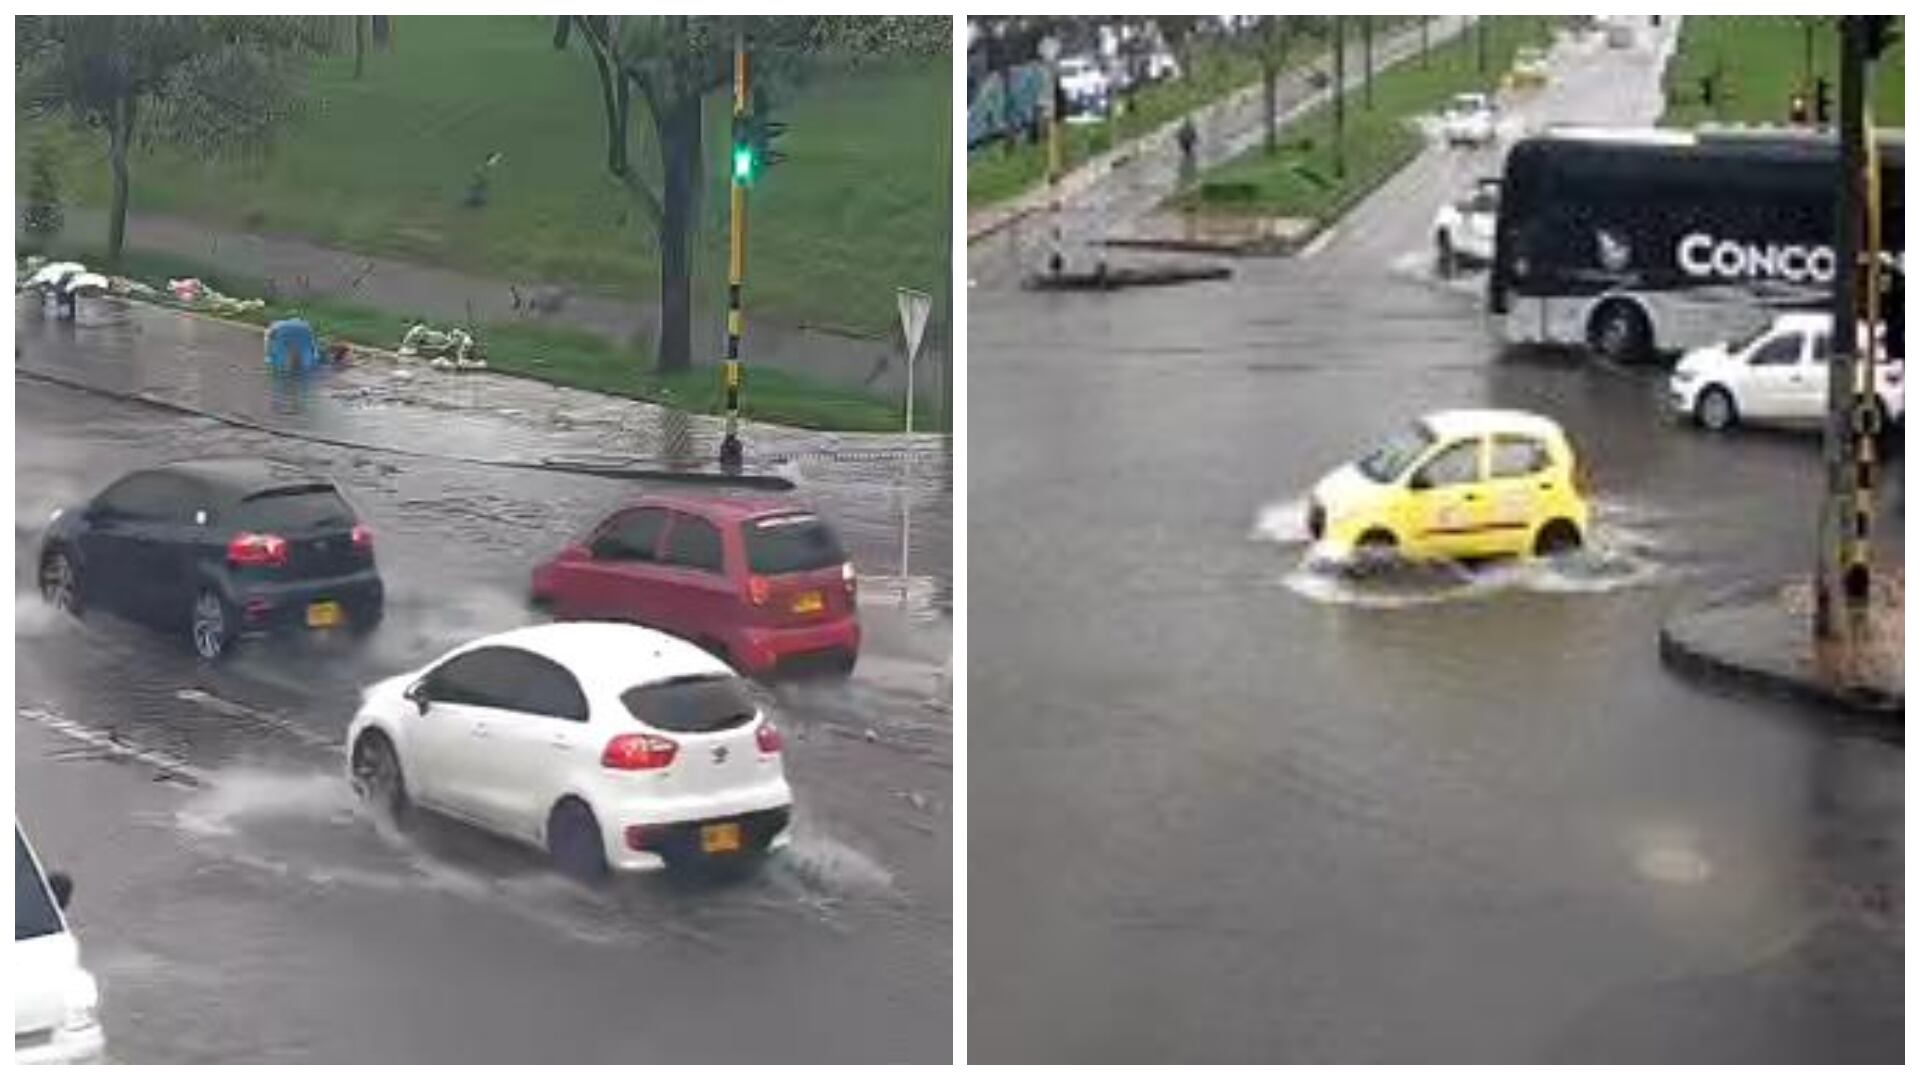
[897, 287, 932, 364]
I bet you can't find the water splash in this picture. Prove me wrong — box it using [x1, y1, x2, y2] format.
[175, 768, 359, 838]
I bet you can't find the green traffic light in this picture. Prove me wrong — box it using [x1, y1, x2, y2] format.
[732, 143, 754, 183]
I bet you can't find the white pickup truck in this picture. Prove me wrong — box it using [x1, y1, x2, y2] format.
[1432, 177, 1501, 278]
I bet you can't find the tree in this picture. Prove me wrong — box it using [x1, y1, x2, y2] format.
[554, 16, 939, 375]
[1252, 17, 1295, 156]
[21, 140, 65, 255]
[16, 16, 336, 267]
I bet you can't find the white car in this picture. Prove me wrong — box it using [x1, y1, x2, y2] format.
[15, 826, 106, 1065]
[1670, 312, 1904, 432]
[1057, 56, 1111, 122]
[347, 622, 793, 879]
[1440, 92, 1497, 147]
[1432, 177, 1501, 277]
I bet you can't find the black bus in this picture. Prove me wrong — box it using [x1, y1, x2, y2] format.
[1490, 127, 1903, 362]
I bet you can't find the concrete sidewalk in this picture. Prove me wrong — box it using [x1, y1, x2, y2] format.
[30, 206, 940, 405]
[1659, 573, 1903, 724]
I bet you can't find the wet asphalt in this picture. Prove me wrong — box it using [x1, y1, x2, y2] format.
[969, 23, 1903, 1064]
[14, 310, 951, 1062]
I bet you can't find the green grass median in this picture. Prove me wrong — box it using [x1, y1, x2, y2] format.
[1661, 16, 1904, 127]
[1170, 17, 1552, 226]
[20, 16, 948, 340]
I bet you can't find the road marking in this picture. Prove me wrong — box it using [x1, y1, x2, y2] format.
[19, 704, 206, 787]
[1300, 227, 1340, 260]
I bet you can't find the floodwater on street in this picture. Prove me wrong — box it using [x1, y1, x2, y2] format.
[969, 21, 1901, 1064]
[15, 309, 952, 1062]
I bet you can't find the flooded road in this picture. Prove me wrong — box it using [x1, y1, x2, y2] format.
[968, 22, 1901, 1063]
[15, 309, 951, 1062]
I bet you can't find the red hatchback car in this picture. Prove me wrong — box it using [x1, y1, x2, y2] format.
[530, 495, 860, 678]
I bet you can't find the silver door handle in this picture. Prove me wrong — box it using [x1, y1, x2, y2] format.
[549, 737, 571, 750]
[471, 724, 491, 738]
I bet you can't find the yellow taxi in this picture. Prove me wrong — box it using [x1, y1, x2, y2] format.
[1306, 409, 1591, 563]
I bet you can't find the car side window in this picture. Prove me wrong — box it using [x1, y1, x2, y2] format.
[93, 473, 161, 520]
[1809, 333, 1832, 363]
[423, 647, 588, 721]
[662, 513, 725, 574]
[423, 648, 503, 709]
[1412, 439, 1483, 489]
[1749, 333, 1804, 366]
[1490, 436, 1550, 479]
[591, 507, 667, 562]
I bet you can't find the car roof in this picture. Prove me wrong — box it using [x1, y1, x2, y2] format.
[626, 492, 813, 524]
[149, 458, 335, 498]
[456, 621, 731, 690]
[1422, 408, 1567, 441]
[1769, 311, 1833, 332]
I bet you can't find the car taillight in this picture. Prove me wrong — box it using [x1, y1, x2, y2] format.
[601, 732, 678, 771]
[746, 575, 770, 606]
[842, 561, 857, 596]
[351, 523, 374, 553]
[227, 532, 289, 568]
[755, 719, 784, 755]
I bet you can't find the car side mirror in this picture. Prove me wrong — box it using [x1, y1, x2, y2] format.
[1408, 472, 1434, 492]
[589, 536, 624, 561]
[49, 871, 73, 910]
[404, 680, 431, 715]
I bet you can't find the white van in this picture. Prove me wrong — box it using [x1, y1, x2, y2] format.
[15, 826, 106, 1064]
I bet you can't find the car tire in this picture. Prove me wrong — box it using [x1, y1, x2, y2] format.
[548, 799, 610, 884]
[1588, 300, 1653, 364]
[1695, 386, 1738, 432]
[1435, 232, 1457, 279]
[351, 731, 411, 826]
[1353, 528, 1398, 572]
[1533, 519, 1584, 557]
[190, 589, 235, 661]
[1874, 397, 1901, 457]
[39, 549, 82, 615]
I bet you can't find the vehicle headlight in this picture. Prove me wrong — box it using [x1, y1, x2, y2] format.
[63, 971, 100, 1032]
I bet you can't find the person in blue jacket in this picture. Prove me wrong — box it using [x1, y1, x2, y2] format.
[266, 317, 320, 372]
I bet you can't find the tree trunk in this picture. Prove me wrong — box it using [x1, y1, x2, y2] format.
[1262, 65, 1277, 155]
[654, 97, 702, 375]
[106, 94, 134, 269]
[354, 16, 367, 79]
[552, 16, 570, 50]
[372, 15, 391, 48]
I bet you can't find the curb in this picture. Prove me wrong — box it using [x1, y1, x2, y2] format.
[1021, 264, 1233, 292]
[1657, 586, 1902, 726]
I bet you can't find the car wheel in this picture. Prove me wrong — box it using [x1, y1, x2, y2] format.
[1353, 528, 1398, 571]
[1874, 397, 1901, 457]
[1695, 386, 1738, 432]
[548, 799, 609, 883]
[1588, 300, 1653, 364]
[1533, 519, 1584, 557]
[351, 731, 411, 825]
[1435, 232, 1457, 278]
[39, 550, 81, 615]
[190, 590, 234, 661]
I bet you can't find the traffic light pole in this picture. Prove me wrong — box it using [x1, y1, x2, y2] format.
[718, 35, 749, 473]
[1815, 16, 1874, 639]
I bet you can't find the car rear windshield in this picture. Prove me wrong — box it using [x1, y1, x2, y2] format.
[621, 675, 759, 734]
[1358, 422, 1437, 483]
[237, 485, 355, 532]
[16, 833, 61, 941]
[744, 514, 847, 575]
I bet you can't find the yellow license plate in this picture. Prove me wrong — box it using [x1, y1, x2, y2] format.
[791, 591, 824, 614]
[306, 601, 343, 629]
[700, 822, 742, 854]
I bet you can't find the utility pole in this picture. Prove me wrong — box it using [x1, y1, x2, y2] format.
[1041, 34, 1064, 278]
[1332, 16, 1346, 180]
[1815, 15, 1878, 639]
[718, 34, 749, 473]
[1362, 16, 1374, 109]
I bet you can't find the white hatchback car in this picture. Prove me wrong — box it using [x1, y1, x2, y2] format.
[1670, 312, 1904, 433]
[347, 622, 793, 878]
[15, 826, 106, 1065]
[1440, 92, 1497, 147]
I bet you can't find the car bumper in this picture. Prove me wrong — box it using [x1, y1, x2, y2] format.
[1668, 381, 1700, 416]
[233, 572, 384, 635]
[602, 788, 794, 873]
[14, 1023, 105, 1065]
[732, 617, 860, 677]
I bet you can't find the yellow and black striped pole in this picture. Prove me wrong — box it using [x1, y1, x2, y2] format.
[1841, 109, 1883, 605]
[718, 35, 749, 473]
